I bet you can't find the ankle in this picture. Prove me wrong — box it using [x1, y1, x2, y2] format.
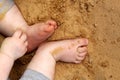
[50, 46, 64, 61]
[52, 54, 60, 62]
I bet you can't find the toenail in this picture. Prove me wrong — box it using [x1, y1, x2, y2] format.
[82, 39, 89, 45]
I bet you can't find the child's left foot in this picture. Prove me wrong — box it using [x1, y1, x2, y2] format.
[37, 38, 88, 63]
[27, 38, 88, 80]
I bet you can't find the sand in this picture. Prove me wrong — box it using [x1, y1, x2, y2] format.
[0, 0, 120, 80]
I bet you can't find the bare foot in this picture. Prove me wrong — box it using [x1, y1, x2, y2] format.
[0, 5, 57, 52]
[37, 38, 88, 63]
[27, 38, 88, 80]
[26, 20, 57, 52]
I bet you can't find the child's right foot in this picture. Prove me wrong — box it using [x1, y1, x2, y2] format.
[0, 5, 57, 52]
[26, 20, 57, 52]
[37, 38, 88, 63]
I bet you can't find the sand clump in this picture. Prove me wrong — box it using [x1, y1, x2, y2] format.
[0, 0, 120, 80]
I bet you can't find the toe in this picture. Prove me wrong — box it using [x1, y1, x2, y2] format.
[77, 46, 87, 53]
[77, 38, 88, 47]
[76, 55, 85, 61]
[46, 20, 57, 29]
[44, 25, 55, 33]
[13, 30, 22, 38]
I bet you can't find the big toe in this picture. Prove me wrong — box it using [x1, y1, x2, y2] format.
[75, 50, 87, 64]
[78, 38, 88, 47]
[44, 25, 55, 33]
[46, 20, 57, 29]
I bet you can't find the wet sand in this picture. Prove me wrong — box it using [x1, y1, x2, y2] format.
[0, 0, 120, 80]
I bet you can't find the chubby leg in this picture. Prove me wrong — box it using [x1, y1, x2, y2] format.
[0, 5, 27, 36]
[0, 5, 57, 52]
[26, 38, 88, 80]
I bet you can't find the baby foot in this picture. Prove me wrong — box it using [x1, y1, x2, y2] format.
[38, 38, 88, 63]
[0, 5, 57, 52]
[27, 38, 88, 80]
[26, 20, 57, 52]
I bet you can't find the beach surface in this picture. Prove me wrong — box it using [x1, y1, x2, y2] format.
[0, 0, 120, 80]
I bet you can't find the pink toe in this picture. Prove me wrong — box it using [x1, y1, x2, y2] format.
[78, 38, 88, 47]
[46, 20, 57, 29]
[76, 56, 85, 61]
[78, 52, 87, 57]
[44, 25, 55, 32]
[77, 46, 87, 53]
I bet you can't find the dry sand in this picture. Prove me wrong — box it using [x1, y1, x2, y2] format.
[0, 0, 120, 80]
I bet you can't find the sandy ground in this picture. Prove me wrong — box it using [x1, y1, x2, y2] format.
[0, 0, 120, 80]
